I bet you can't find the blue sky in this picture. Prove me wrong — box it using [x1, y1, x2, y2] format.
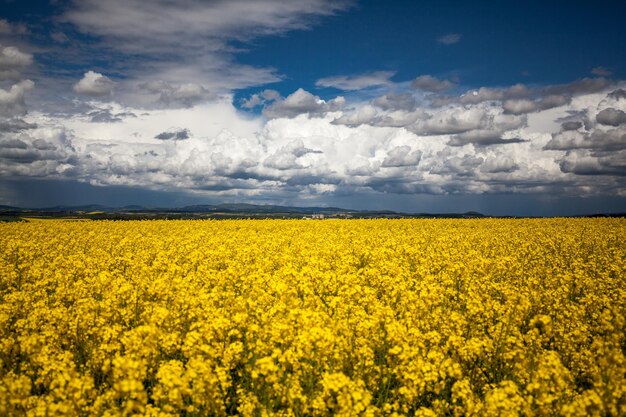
[1, 0, 625, 215]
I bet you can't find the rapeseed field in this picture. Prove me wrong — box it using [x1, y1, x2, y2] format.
[0, 218, 624, 416]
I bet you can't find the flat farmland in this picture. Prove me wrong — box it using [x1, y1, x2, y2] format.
[1, 219, 624, 416]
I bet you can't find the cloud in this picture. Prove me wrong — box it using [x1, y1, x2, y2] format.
[371, 92, 417, 111]
[0, 126, 74, 174]
[332, 105, 378, 126]
[0, 79, 34, 117]
[502, 95, 570, 115]
[437, 33, 461, 45]
[261, 139, 325, 175]
[411, 75, 455, 92]
[241, 89, 280, 109]
[51, 31, 70, 43]
[0, 19, 28, 36]
[139, 80, 216, 107]
[561, 121, 583, 131]
[607, 89, 626, 101]
[480, 156, 519, 173]
[315, 71, 395, 90]
[558, 149, 626, 176]
[0, 118, 36, 132]
[0, 44, 33, 80]
[73, 71, 115, 96]
[60, 1, 353, 93]
[545, 127, 626, 152]
[448, 129, 527, 147]
[381, 146, 422, 167]
[263, 88, 344, 118]
[542, 77, 610, 96]
[458, 84, 531, 105]
[154, 127, 191, 140]
[411, 107, 487, 135]
[3, 75, 625, 201]
[596, 108, 626, 126]
[591, 66, 612, 77]
[88, 109, 136, 123]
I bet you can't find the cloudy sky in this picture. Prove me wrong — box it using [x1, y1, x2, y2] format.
[1, 0, 625, 215]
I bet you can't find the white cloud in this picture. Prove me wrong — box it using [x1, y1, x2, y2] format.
[3, 78, 625, 201]
[315, 70, 395, 90]
[73, 71, 115, 96]
[263, 88, 345, 119]
[0, 44, 33, 80]
[60, 0, 353, 93]
[0, 79, 34, 117]
[332, 105, 378, 126]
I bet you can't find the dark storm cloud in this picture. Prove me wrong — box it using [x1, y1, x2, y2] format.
[448, 130, 527, 147]
[88, 109, 136, 123]
[0, 118, 36, 132]
[546, 127, 626, 152]
[560, 121, 583, 131]
[559, 150, 626, 176]
[596, 108, 626, 126]
[154, 128, 191, 140]
[607, 89, 626, 101]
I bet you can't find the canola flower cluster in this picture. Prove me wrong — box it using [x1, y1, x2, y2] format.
[0, 218, 625, 416]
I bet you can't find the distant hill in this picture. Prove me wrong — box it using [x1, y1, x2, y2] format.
[2, 203, 622, 219]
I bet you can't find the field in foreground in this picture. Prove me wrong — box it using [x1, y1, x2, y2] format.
[0, 219, 624, 416]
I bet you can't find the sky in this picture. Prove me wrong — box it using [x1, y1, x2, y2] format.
[0, 0, 625, 215]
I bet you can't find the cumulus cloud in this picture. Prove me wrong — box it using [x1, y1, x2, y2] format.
[3, 74, 625, 201]
[457, 84, 530, 106]
[480, 156, 519, 173]
[73, 71, 115, 96]
[545, 127, 626, 152]
[0, 126, 74, 176]
[241, 89, 280, 109]
[381, 146, 422, 167]
[140, 80, 215, 107]
[332, 105, 378, 126]
[411, 107, 487, 135]
[372, 92, 417, 111]
[263, 88, 344, 118]
[411, 75, 455, 92]
[0, 45, 33, 80]
[315, 71, 395, 90]
[596, 108, 626, 126]
[502, 95, 570, 115]
[558, 149, 626, 176]
[0, 79, 34, 117]
[437, 33, 461, 45]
